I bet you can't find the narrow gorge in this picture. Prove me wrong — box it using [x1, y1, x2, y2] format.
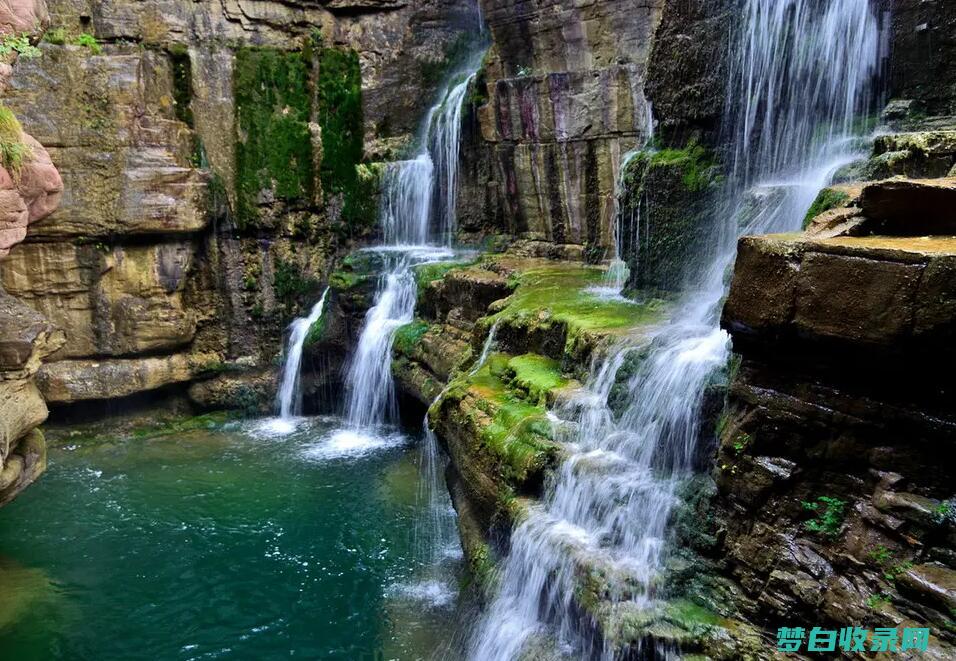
[0, 0, 954, 659]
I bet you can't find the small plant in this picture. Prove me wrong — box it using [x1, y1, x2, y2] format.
[868, 545, 892, 565]
[0, 33, 41, 59]
[883, 560, 914, 583]
[732, 433, 751, 455]
[801, 496, 847, 538]
[515, 65, 532, 77]
[75, 33, 102, 55]
[0, 105, 32, 180]
[866, 592, 891, 609]
[44, 28, 67, 45]
[934, 499, 954, 524]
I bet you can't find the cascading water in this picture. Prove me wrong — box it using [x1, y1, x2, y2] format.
[471, 1, 884, 658]
[339, 47, 485, 616]
[599, 103, 654, 297]
[341, 70, 479, 434]
[273, 287, 330, 423]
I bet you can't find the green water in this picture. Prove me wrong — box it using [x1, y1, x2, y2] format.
[0, 417, 461, 660]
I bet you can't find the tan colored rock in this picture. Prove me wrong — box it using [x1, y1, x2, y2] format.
[37, 352, 220, 403]
[187, 368, 276, 413]
[721, 235, 804, 335]
[859, 177, 956, 234]
[723, 234, 956, 348]
[1, 241, 198, 359]
[0, 378, 46, 461]
[0, 290, 62, 377]
[794, 251, 923, 345]
[898, 563, 956, 612]
[0, 428, 45, 506]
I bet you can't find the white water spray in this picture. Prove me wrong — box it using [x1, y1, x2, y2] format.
[275, 287, 329, 420]
[472, 1, 884, 658]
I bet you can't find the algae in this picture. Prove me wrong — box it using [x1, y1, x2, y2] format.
[234, 47, 314, 227]
[393, 320, 430, 356]
[802, 187, 852, 228]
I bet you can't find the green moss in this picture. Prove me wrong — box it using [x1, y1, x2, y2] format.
[317, 48, 377, 234]
[506, 354, 567, 405]
[303, 309, 329, 349]
[0, 106, 31, 180]
[411, 259, 475, 297]
[234, 47, 314, 227]
[168, 45, 193, 127]
[393, 320, 429, 356]
[274, 257, 321, 303]
[802, 188, 852, 228]
[444, 353, 558, 487]
[646, 142, 719, 192]
[490, 264, 666, 339]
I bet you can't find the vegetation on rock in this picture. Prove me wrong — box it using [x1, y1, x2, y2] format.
[802, 187, 852, 228]
[0, 106, 32, 179]
[234, 47, 314, 227]
[316, 47, 378, 235]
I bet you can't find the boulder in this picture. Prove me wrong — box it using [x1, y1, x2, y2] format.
[859, 177, 956, 235]
[36, 352, 219, 403]
[0, 134, 63, 258]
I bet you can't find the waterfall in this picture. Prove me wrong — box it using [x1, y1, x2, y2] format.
[342, 71, 479, 432]
[600, 103, 654, 297]
[471, 1, 884, 658]
[275, 287, 329, 420]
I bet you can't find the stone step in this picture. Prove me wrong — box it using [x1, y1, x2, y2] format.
[859, 177, 956, 235]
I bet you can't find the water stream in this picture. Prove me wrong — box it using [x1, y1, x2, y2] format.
[274, 287, 330, 421]
[471, 1, 885, 658]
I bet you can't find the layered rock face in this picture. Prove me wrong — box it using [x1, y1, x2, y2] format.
[0, 0, 65, 503]
[0, 0, 478, 411]
[0, 294, 62, 504]
[456, 0, 664, 259]
[717, 177, 956, 656]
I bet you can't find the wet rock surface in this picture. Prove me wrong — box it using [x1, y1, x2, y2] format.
[717, 168, 956, 655]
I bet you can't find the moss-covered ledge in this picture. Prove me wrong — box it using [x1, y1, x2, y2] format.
[390, 253, 672, 599]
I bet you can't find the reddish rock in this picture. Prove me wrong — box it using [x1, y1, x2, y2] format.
[0, 133, 62, 258]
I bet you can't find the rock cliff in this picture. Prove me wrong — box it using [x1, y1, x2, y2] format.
[0, 0, 65, 503]
[0, 0, 480, 415]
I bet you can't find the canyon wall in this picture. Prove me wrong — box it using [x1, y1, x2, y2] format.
[0, 0, 479, 418]
[455, 0, 665, 260]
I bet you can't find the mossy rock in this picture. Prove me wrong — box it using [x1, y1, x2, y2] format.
[234, 47, 315, 228]
[619, 143, 721, 292]
[434, 352, 560, 493]
[483, 262, 667, 365]
[393, 320, 429, 356]
[802, 187, 852, 229]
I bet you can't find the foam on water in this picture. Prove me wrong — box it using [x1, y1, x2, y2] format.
[302, 429, 408, 461]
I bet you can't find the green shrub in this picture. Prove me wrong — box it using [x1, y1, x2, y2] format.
[44, 28, 67, 45]
[0, 33, 41, 59]
[0, 106, 32, 179]
[801, 496, 846, 538]
[76, 33, 102, 55]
